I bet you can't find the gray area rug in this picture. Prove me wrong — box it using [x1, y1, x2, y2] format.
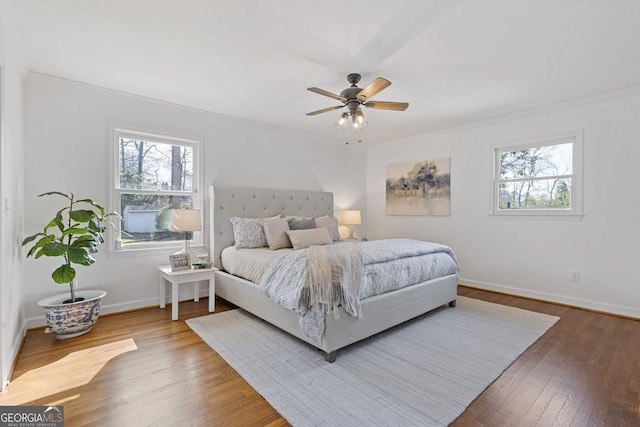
[187, 296, 559, 426]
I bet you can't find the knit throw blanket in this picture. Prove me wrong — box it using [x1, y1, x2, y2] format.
[305, 243, 362, 319]
[259, 242, 363, 341]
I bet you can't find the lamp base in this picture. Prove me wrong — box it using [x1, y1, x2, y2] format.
[174, 238, 196, 264]
[347, 224, 355, 240]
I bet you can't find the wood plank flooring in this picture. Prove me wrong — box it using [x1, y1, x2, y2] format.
[1, 286, 638, 426]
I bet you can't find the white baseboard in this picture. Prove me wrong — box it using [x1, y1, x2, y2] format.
[459, 278, 640, 320]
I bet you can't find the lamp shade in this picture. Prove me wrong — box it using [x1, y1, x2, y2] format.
[169, 209, 202, 232]
[343, 210, 361, 225]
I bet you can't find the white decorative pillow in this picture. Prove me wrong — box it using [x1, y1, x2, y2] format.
[286, 227, 333, 250]
[314, 215, 341, 242]
[230, 216, 279, 249]
[263, 217, 292, 250]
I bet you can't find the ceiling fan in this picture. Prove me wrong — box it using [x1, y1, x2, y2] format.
[306, 73, 409, 133]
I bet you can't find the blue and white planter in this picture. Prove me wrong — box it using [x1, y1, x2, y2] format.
[37, 290, 107, 340]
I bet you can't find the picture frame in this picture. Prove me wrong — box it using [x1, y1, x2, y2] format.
[386, 158, 451, 216]
[169, 253, 190, 271]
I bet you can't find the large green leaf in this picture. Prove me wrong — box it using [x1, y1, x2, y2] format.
[22, 232, 44, 246]
[70, 236, 99, 249]
[52, 264, 75, 284]
[88, 218, 106, 233]
[67, 247, 95, 266]
[27, 235, 56, 258]
[39, 191, 70, 199]
[54, 210, 65, 231]
[41, 242, 69, 257]
[62, 227, 91, 237]
[76, 198, 106, 215]
[88, 230, 104, 244]
[70, 209, 97, 222]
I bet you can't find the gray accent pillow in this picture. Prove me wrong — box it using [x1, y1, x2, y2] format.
[287, 216, 316, 230]
[314, 215, 341, 242]
[286, 227, 332, 250]
[230, 216, 279, 249]
[263, 217, 292, 250]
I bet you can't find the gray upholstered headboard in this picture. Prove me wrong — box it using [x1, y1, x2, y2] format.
[208, 186, 334, 269]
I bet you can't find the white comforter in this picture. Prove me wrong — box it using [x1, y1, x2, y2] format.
[258, 238, 459, 340]
[221, 246, 291, 283]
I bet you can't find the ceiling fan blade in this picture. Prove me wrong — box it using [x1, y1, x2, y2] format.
[364, 101, 409, 111]
[306, 105, 345, 116]
[357, 77, 391, 101]
[307, 87, 346, 102]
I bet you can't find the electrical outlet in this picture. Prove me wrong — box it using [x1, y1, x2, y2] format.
[570, 271, 581, 282]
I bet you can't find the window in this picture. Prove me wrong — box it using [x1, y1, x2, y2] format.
[491, 130, 583, 219]
[112, 128, 201, 250]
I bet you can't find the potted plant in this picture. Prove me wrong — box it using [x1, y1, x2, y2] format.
[22, 191, 119, 339]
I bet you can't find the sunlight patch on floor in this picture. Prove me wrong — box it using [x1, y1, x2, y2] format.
[0, 338, 138, 406]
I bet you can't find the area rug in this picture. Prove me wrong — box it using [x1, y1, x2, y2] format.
[187, 296, 559, 426]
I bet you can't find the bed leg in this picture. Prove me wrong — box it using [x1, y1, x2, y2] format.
[449, 300, 457, 307]
[325, 351, 337, 363]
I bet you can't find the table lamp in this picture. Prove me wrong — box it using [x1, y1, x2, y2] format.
[169, 208, 201, 261]
[342, 210, 361, 240]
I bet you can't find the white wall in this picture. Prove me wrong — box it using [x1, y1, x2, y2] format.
[0, 0, 28, 390]
[367, 89, 640, 318]
[23, 73, 366, 327]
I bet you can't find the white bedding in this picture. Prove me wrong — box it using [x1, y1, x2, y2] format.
[223, 239, 459, 299]
[221, 246, 292, 283]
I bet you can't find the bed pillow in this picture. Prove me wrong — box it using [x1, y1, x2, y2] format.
[287, 216, 316, 230]
[230, 216, 279, 249]
[314, 215, 341, 242]
[286, 227, 333, 250]
[263, 217, 292, 250]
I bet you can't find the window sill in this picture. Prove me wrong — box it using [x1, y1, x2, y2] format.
[488, 213, 583, 221]
[108, 242, 205, 257]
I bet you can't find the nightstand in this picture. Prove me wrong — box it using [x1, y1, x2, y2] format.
[158, 265, 218, 320]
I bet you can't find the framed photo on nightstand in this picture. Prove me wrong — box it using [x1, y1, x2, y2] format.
[169, 254, 190, 271]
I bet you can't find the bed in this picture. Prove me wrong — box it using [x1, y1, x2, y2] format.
[208, 185, 459, 362]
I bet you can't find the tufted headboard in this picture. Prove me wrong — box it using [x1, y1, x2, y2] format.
[208, 186, 334, 269]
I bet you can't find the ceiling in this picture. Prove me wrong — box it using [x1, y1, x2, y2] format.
[9, 0, 640, 146]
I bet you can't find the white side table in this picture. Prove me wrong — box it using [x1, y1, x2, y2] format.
[158, 265, 218, 320]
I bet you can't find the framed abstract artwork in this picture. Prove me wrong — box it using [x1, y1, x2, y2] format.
[386, 158, 451, 216]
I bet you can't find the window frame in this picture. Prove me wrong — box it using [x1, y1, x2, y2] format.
[110, 127, 203, 252]
[490, 130, 583, 220]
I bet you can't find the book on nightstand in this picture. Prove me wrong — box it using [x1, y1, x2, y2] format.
[191, 262, 213, 269]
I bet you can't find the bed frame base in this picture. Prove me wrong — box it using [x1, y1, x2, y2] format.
[215, 270, 458, 362]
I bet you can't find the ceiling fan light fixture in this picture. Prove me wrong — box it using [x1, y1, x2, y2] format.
[308, 73, 407, 134]
[334, 109, 368, 134]
[351, 110, 368, 132]
[334, 112, 349, 130]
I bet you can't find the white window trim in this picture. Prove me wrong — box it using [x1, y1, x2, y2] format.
[109, 127, 204, 252]
[489, 129, 583, 220]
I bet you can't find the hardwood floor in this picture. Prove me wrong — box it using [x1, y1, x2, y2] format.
[1, 287, 638, 426]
